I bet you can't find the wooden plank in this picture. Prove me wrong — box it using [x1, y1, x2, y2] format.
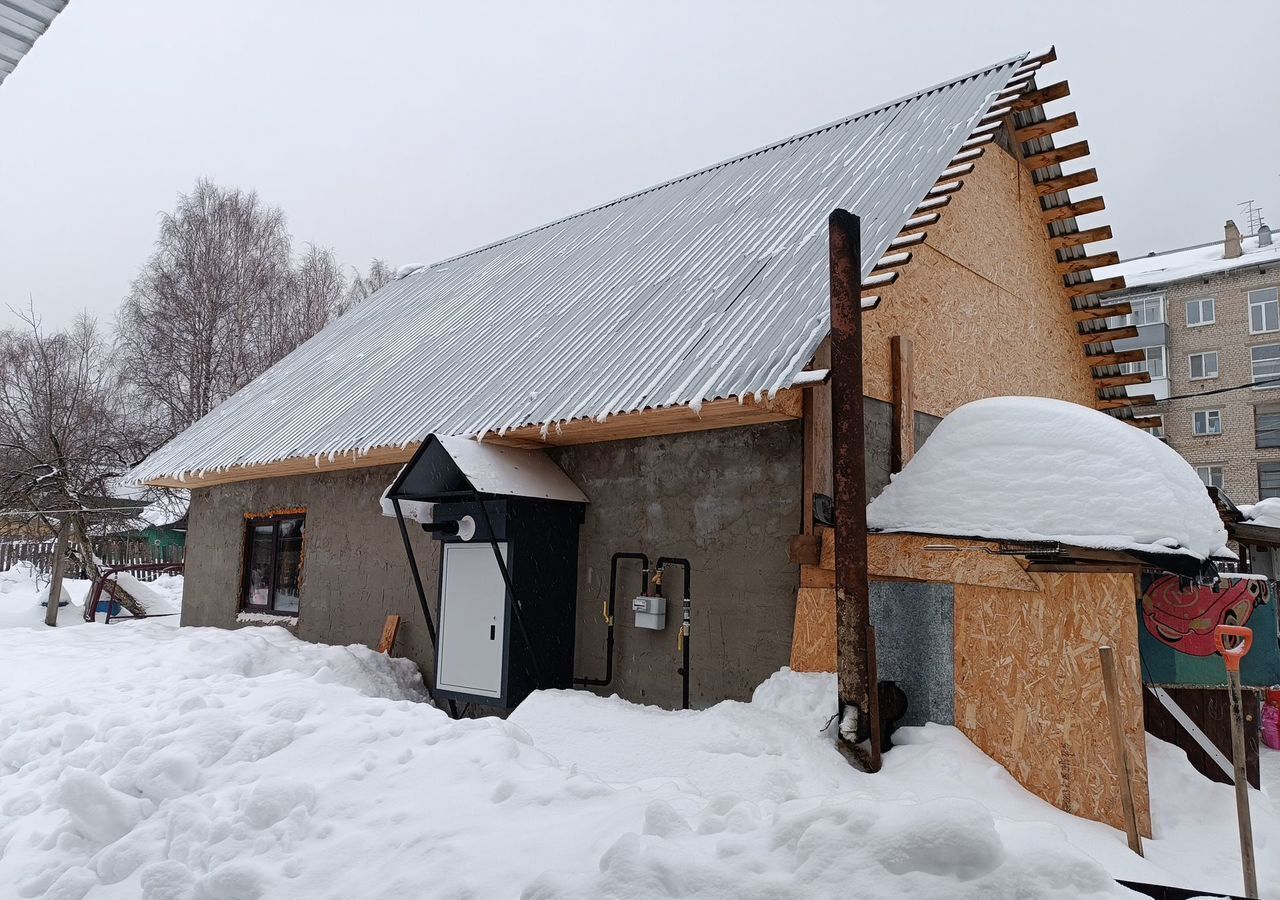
[1099, 645, 1145, 856]
[1079, 325, 1139, 344]
[1064, 276, 1127, 299]
[1096, 394, 1157, 411]
[890, 335, 915, 472]
[376, 615, 401, 653]
[1009, 80, 1070, 112]
[801, 340, 832, 535]
[1014, 111, 1079, 143]
[900, 212, 940, 232]
[1094, 371, 1152, 389]
[862, 271, 899, 290]
[867, 534, 1041, 592]
[1058, 251, 1120, 274]
[914, 194, 951, 213]
[1035, 168, 1098, 197]
[1049, 225, 1113, 252]
[1142, 686, 1260, 789]
[1127, 415, 1164, 430]
[1073, 301, 1129, 322]
[888, 231, 927, 249]
[801, 565, 835, 588]
[1087, 349, 1146, 369]
[1042, 196, 1105, 222]
[789, 587, 836, 672]
[789, 534, 821, 566]
[949, 146, 985, 165]
[1023, 141, 1090, 171]
[873, 251, 912, 271]
[938, 162, 975, 180]
[927, 179, 963, 197]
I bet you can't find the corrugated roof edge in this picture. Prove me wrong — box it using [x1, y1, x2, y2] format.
[424, 52, 1031, 271]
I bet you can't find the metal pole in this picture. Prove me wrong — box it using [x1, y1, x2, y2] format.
[1215, 624, 1257, 899]
[829, 208, 878, 772]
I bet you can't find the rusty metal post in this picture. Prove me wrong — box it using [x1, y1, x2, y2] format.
[829, 208, 879, 772]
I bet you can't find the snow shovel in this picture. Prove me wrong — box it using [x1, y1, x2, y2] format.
[1214, 623, 1257, 900]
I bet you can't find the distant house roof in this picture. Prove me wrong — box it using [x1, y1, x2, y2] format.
[1097, 232, 1280, 290]
[0, 0, 68, 88]
[131, 53, 1034, 485]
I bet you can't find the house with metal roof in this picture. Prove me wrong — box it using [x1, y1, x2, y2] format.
[132, 48, 1137, 765]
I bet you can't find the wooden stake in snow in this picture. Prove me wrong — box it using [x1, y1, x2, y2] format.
[1098, 645, 1143, 856]
[1214, 625, 1258, 899]
[44, 522, 68, 628]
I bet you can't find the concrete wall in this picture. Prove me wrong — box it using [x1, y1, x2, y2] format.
[550, 421, 802, 708]
[183, 465, 443, 675]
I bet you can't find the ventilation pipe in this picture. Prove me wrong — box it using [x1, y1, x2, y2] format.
[1259, 223, 1273, 247]
[1225, 219, 1243, 258]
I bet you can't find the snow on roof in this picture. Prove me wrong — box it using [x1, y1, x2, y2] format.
[1096, 233, 1280, 290]
[129, 54, 1031, 485]
[867, 397, 1229, 561]
[1241, 497, 1280, 530]
[434, 436, 588, 503]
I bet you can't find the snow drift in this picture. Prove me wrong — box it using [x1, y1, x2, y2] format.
[867, 397, 1228, 560]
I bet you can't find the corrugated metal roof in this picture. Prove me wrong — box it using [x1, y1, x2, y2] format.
[0, 0, 68, 88]
[131, 53, 1030, 484]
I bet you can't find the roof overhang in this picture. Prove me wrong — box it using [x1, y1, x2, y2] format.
[386, 434, 588, 504]
[0, 0, 68, 88]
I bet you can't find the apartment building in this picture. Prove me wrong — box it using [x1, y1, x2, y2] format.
[1100, 220, 1280, 503]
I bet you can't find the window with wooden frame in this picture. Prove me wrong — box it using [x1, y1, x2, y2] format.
[1192, 409, 1222, 436]
[241, 512, 306, 615]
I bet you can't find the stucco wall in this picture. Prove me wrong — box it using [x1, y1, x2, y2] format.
[183, 465, 443, 675]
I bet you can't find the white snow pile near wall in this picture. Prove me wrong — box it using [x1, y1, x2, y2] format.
[867, 397, 1229, 560]
[1242, 497, 1280, 530]
[10, 621, 1237, 900]
[0, 565, 185, 629]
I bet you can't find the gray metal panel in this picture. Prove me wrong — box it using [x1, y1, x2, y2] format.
[131, 54, 1030, 483]
[0, 0, 67, 86]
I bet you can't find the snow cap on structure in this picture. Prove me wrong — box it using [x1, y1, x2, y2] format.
[867, 396, 1229, 561]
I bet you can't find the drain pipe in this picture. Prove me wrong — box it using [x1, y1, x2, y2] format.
[575, 552, 648, 688]
[655, 557, 692, 709]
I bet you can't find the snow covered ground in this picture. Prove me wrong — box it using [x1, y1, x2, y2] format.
[0, 572, 1277, 898]
[0, 563, 182, 630]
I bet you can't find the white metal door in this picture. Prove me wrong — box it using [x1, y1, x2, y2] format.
[437, 542, 508, 698]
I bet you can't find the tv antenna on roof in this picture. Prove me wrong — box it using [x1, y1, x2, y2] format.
[1239, 200, 1265, 235]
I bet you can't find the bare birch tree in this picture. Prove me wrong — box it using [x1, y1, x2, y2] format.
[340, 258, 394, 315]
[0, 307, 154, 620]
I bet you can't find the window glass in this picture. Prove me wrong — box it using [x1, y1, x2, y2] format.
[244, 524, 275, 608]
[1252, 344, 1280, 386]
[1261, 462, 1280, 500]
[1104, 295, 1163, 328]
[1250, 288, 1280, 334]
[1257, 404, 1280, 449]
[1189, 351, 1219, 380]
[1195, 466, 1224, 490]
[242, 514, 305, 614]
[1193, 410, 1222, 435]
[1120, 346, 1165, 378]
[1186, 298, 1215, 327]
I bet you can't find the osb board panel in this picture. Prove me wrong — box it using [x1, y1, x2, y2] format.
[790, 587, 835, 673]
[955, 573, 1152, 835]
[867, 533, 1040, 592]
[861, 148, 1096, 417]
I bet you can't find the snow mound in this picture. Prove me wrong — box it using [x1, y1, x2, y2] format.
[867, 397, 1228, 560]
[1242, 497, 1280, 530]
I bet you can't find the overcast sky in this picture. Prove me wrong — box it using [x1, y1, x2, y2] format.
[1, 1, 1277, 329]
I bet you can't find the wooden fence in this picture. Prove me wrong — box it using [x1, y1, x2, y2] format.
[0, 539, 184, 581]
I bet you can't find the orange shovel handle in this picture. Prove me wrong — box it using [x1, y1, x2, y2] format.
[1214, 624, 1253, 672]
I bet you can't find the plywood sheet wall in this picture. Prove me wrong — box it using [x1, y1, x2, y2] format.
[859, 147, 1096, 417]
[954, 573, 1152, 835]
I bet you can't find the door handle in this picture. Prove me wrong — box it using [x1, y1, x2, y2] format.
[490, 624, 496, 641]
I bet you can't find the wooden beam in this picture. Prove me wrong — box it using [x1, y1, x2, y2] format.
[801, 341, 832, 535]
[1079, 324, 1139, 344]
[1074, 302, 1129, 322]
[1009, 80, 1070, 112]
[914, 194, 951, 213]
[376, 615, 402, 654]
[1096, 394, 1157, 411]
[888, 231, 927, 249]
[1087, 349, 1146, 369]
[1015, 112, 1079, 143]
[1127, 415, 1164, 431]
[938, 162, 975, 180]
[1058, 251, 1120, 274]
[1099, 645, 1146, 857]
[927, 179, 963, 197]
[1023, 141, 1090, 170]
[873, 251, 912, 271]
[891, 336, 915, 473]
[789, 534, 821, 565]
[1094, 372, 1152, 389]
[900, 212, 940, 232]
[1064, 276, 1127, 299]
[959, 132, 995, 151]
[1035, 168, 1098, 197]
[1042, 196, 1105, 222]
[949, 146, 985, 165]
[1049, 225, 1113, 251]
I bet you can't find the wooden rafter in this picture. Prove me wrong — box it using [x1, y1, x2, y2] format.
[1064, 276, 1126, 299]
[1096, 395, 1157, 411]
[1058, 251, 1120, 274]
[1078, 324, 1138, 344]
[1014, 112, 1078, 142]
[1034, 168, 1098, 197]
[1023, 140, 1090, 169]
[1074, 302, 1128, 322]
[1048, 225, 1113, 252]
[1042, 196, 1105, 222]
[1009, 80, 1070, 112]
[1086, 349, 1145, 369]
[1094, 372, 1152, 389]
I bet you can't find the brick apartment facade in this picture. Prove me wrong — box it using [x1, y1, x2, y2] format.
[1101, 221, 1280, 504]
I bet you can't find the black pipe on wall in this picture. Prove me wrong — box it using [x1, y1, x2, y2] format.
[574, 552, 648, 688]
[655, 557, 692, 710]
